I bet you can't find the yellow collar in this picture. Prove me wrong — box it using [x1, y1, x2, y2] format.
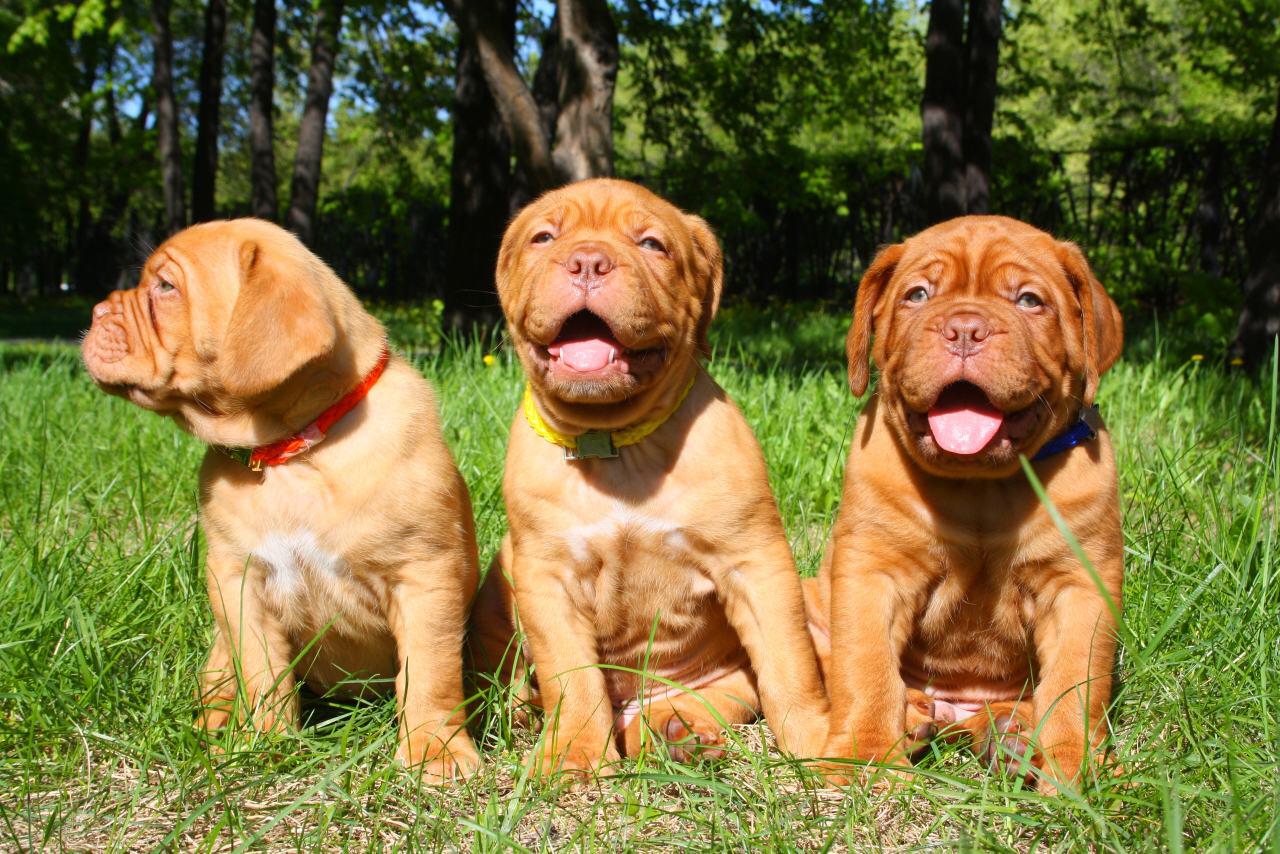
[522, 373, 698, 460]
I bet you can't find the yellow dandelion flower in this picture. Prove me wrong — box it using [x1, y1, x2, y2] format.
[1190, 354, 1204, 362]
[483, 353, 496, 367]
[1230, 357, 1244, 366]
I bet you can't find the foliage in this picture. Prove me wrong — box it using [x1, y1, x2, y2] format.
[0, 0, 1275, 352]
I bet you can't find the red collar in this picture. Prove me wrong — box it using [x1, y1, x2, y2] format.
[220, 345, 391, 471]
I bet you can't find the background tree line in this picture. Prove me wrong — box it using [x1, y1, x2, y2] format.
[1, 0, 1277, 365]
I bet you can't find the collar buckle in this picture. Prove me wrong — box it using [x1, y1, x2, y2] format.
[566, 430, 618, 460]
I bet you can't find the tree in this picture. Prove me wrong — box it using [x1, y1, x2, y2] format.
[1229, 82, 1280, 369]
[286, 0, 345, 245]
[920, 0, 1003, 224]
[192, 0, 228, 223]
[445, 0, 515, 328]
[249, 0, 278, 222]
[150, 0, 184, 233]
[543, 0, 618, 182]
[962, 0, 1001, 215]
[442, 0, 618, 194]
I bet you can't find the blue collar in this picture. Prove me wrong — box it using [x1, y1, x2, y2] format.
[1032, 406, 1100, 461]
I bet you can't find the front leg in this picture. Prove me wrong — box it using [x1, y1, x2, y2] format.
[821, 540, 928, 782]
[1032, 581, 1118, 791]
[204, 551, 298, 732]
[715, 538, 829, 757]
[514, 553, 619, 777]
[389, 561, 481, 783]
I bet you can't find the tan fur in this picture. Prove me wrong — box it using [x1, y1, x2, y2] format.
[807, 216, 1124, 791]
[469, 179, 828, 776]
[82, 219, 481, 782]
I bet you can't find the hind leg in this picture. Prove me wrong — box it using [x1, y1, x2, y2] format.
[620, 667, 760, 763]
[924, 699, 1036, 776]
[899, 689, 940, 760]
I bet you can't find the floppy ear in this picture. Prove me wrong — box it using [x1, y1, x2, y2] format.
[847, 243, 905, 396]
[685, 214, 724, 357]
[494, 212, 523, 298]
[1058, 241, 1124, 405]
[219, 240, 338, 398]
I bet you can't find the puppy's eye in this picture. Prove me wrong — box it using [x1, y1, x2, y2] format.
[156, 279, 176, 294]
[531, 231, 555, 245]
[639, 236, 666, 253]
[1016, 291, 1043, 309]
[904, 286, 929, 304]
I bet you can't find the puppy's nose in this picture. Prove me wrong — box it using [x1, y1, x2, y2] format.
[942, 313, 990, 356]
[565, 245, 615, 285]
[93, 300, 112, 319]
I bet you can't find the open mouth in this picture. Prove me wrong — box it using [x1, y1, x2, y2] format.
[916, 381, 1041, 456]
[540, 310, 665, 377]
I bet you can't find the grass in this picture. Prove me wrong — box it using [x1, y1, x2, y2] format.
[0, 305, 1277, 850]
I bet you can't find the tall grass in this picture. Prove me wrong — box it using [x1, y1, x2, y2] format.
[0, 311, 1275, 849]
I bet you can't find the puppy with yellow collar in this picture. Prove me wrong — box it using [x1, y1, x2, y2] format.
[469, 179, 829, 776]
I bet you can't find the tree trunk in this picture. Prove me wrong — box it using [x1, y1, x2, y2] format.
[191, 0, 228, 223]
[80, 67, 135, 296]
[962, 0, 1001, 215]
[72, 52, 98, 293]
[445, 0, 515, 329]
[1229, 84, 1280, 370]
[443, 0, 559, 193]
[249, 0, 278, 222]
[547, 0, 618, 182]
[150, 0, 184, 233]
[286, 0, 344, 245]
[921, 0, 967, 224]
[1196, 140, 1225, 278]
[508, 7, 563, 209]
[445, 0, 617, 192]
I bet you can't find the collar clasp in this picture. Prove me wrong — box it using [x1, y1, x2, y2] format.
[566, 430, 619, 460]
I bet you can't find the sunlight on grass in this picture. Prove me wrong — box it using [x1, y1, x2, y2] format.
[0, 316, 1276, 848]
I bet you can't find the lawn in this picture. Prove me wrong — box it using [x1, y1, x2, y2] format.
[0, 304, 1276, 850]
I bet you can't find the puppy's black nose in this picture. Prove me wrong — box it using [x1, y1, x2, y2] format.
[942, 312, 990, 356]
[565, 245, 615, 284]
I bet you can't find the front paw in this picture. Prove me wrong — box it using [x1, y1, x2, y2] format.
[816, 736, 912, 787]
[195, 696, 234, 732]
[527, 740, 619, 781]
[1033, 746, 1105, 795]
[397, 732, 481, 785]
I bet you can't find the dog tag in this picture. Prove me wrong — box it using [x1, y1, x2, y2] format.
[567, 430, 618, 460]
[217, 445, 264, 471]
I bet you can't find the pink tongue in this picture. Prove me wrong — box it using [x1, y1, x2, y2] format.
[928, 395, 1004, 455]
[558, 337, 616, 372]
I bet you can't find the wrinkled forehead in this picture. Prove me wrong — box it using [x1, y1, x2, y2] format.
[149, 228, 242, 347]
[157, 228, 241, 289]
[525, 187, 678, 235]
[896, 223, 1064, 295]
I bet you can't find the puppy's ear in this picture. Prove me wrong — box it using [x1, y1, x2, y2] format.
[847, 243, 905, 397]
[685, 214, 724, 357]
[1058, 241, 1123, 405]
[219, 240, 338, 398]
[494, 213, 523, 298]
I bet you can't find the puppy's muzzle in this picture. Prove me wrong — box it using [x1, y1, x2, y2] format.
[942, 312, 990, 360]
[86, 292, 137, 365]
[566, 243, 615, 294]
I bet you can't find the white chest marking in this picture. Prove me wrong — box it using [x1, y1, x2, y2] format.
[253, 530, 346, 599]
[562, 507, 691, 565]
